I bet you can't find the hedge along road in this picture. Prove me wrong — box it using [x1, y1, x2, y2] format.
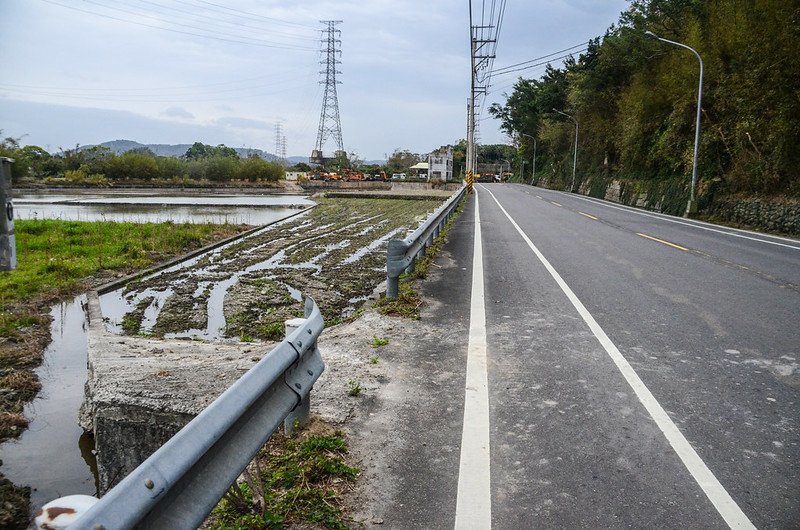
[355, 184, 798, 528]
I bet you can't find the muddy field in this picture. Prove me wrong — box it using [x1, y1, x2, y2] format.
[104, 197, 443, 340]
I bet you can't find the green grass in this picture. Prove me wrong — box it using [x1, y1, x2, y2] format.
[210, 426, 359, 530]
[370, 336, 389, 348]
[1, 219, 242, 304]
[374, 279, 422, 320]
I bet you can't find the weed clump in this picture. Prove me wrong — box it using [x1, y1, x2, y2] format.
[369, 336, 389, 348]
[346, 380, 363, 397]
[209, 424, 359, 529]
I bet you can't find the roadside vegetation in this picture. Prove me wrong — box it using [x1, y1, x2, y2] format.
[488, 0, 799, 213]
[0, 219, 248, 529]
[0, 139, 285, 186]
[375, 195, 467, 319]
[207, 420, 359, 530]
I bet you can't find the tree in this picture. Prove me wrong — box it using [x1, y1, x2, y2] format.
[386, 149, 420, 174]
[237, 156, 284, 182]
[105, 152, 158, 180]
[486, 0, 800, 200]
[182, 142, 239, 160]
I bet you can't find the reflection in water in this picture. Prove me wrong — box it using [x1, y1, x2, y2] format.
[13, 193, 313, 225]
[79, 432, 99, 495]
[0, 296, 98, 515]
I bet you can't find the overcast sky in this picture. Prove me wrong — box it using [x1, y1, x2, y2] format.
[0, 0, 629, 161]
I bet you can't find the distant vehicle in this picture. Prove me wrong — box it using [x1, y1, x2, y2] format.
[391, 173, 407, 180]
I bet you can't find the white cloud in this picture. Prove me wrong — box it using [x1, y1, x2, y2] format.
[0, 0, 629, 159]
[160, 107, 195, 120]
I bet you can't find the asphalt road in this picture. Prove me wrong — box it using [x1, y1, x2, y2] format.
[355, 184, 798, 528]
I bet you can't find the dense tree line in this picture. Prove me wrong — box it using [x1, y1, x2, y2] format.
[489, 0, 799, 212]
[0, 139, 284, 184]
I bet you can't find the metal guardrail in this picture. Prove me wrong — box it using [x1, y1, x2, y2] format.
[40, 297, 325, 530]
[386, 185, 467, 299]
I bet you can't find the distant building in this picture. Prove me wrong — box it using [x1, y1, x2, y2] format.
[409, 162, 429, 179]
[285, 171, 307, 181]
[428, 146, 453, 181]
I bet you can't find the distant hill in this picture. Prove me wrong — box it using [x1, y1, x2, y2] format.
[85, 139, 282, 161]
[83, 140, 386, 166]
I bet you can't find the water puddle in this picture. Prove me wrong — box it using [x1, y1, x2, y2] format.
[0, 295, 98, 514]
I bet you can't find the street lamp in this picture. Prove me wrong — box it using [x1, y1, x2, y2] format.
[645, 30, 704, 217]
[521, 160, 526, 182]
[552, 109, 578, 192]
[521, 133, 537, 185]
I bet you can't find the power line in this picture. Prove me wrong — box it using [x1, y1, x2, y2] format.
[124, 0, 320, 42]
[76, 0, 318, 49]
[187, 0, 319, 29]
[492, 42, 589, 74]
[490, 49, 587, 78]
[38, 0, 318, 51]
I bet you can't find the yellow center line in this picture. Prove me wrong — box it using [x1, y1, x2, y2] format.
[578, 212, 598, 220]
[550, 201, 562, 207]
[637, 232, 688, 251]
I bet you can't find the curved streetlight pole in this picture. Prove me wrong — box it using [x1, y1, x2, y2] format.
[522, 133, 537, 185]
[552, 109, 578, 192]
[645, 30, 704, 217]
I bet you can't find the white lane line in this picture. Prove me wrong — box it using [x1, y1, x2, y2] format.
[561, 192, 800, 250]
[455, 190, 492, 529]
[483, 186, 755, 530]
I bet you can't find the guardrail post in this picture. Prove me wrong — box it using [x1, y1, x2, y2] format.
[284, 316, 311, 435]
[387, 239, 407, 299]
[0, 157, 16, 271]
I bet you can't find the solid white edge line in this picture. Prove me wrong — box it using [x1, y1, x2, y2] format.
[455, 190, 492, 529]
[534, 185, 800, 250]
[482, 185, 755, 530]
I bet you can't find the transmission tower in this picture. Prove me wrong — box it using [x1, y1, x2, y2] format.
[311, 20, 344, 164]
[275, 122, 283, 161]
[274, 122, 288, 162]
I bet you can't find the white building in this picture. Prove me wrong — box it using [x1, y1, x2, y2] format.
[284, 171, 307, 181]
[428, 146, 453, 181]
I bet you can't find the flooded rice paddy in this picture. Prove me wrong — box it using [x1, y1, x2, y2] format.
[0, 194, 445, 519]
[102, 197, 442, 341]
[14, 192, 313, 225]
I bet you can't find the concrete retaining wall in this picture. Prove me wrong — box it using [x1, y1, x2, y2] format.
[707, 197, 800, 236]
[81, 292, 266, 493]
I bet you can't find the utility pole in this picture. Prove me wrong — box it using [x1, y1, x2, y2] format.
[466, 2, 476, 187]
[311, 20, 344, 165]
[467, 1, 496, 189]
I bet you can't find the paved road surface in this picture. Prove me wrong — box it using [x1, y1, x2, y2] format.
[355, 184, 798, 528]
